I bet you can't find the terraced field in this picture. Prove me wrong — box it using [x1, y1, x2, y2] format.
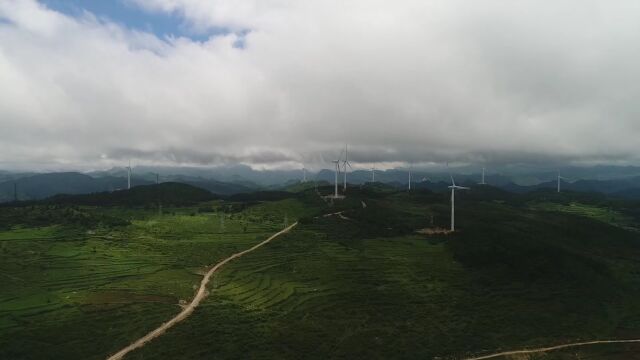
[123, 219, 456, 359]
[123, 190, 640, 359]
[529, 201, 638, 232]
[0, 199, 315, 360]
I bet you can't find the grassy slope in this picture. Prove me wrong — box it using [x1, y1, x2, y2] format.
[127, 188, 640, 359]
[0, 197, 321, 360]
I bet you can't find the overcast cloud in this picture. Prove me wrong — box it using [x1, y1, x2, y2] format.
[1, 0, 639, 170]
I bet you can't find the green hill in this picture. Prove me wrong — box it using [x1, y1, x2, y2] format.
[46, 182, 216, 206]
[180, 179, 257, 196]
[2, 186, 640, 359]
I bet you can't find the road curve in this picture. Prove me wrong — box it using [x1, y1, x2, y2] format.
[107, 222, 299, 360]
[464, 339, 640, 360]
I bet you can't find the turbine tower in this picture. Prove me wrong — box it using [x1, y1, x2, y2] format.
[408, 166, 412, 191]
[557, 172, 567, 193]
[479, 167, 486, 185]
[448, 175, 469, 232]
[332, 160, 341, 198]
[302, 168, 307, 183]
[126, 161, 132, 190]
[342, 144, 352, 191]
[371, 166, 375, 182]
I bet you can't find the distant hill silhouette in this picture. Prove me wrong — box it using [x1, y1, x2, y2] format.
[0, 172, 153, 202]
[4, 169, 640, 203]
[612, 188, 640, 200]
[0, 172, 261, 202]
[496, 177, 640, 199]
[46, 182, 216, 206]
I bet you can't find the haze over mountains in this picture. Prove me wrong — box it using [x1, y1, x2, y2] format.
[4, 164, 640, 202]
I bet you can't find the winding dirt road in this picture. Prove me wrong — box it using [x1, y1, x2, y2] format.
[107, 222, 298, 360]
[464, 339, 640, 359]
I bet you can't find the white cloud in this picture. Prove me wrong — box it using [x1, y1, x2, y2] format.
[1, 0, 640, 170]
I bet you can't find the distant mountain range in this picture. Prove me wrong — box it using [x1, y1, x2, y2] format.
[3, 165, 640, 203]
[88, 164, 305, 187]
[0, 172, 258, 202]
[0, 172, 146, 202]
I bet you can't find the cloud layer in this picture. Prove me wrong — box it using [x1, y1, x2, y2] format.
[1, 0, 639, 170]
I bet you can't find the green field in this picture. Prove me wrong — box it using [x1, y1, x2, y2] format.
[0, 196, 321, 359]
[2, 185, 640, 359]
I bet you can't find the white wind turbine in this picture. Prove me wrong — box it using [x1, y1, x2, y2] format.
[342, 144, 353, 191]
[302, 167, 307, 183]
[126, 161, 132, 190]
[371, 166, 376, 182]
[330, 148, 344, 198]
[332, 159, 341, 198]
[557, 172, 568, 193]
[448, 174, 469, 232]
[479, 167, 486, 185]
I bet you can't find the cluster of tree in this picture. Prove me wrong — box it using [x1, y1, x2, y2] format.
[0, 205, 129, 230]
[218, 202, 258, 213]
[227, 191, 296, 202]
[45, 182, 216, 207]
[445, 201, 638, 285]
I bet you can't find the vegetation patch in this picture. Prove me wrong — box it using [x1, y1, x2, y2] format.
[2, 186, 640, 359]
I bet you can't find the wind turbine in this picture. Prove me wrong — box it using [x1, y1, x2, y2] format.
[331, 147, 346, 198]
[448, 175, 469, 232]
[557, 172, 568, 193]
[332, 160, 341, 198]
[302, 168, 307, 183]
[371, 166, 376, 182]
[408, 166, 412, 191]
[479, 167, 486, 185]
[126, 161, 132, 190]
[342, 144, 353, 191]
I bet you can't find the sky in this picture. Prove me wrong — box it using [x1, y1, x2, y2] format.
[1, 0, 639, 171]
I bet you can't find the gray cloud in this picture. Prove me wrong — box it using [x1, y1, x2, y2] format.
[1, 0, 640, 171]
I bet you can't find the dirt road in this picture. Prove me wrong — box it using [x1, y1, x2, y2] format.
[106, 222, 298, 360]
[464, 339, 640, 359]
